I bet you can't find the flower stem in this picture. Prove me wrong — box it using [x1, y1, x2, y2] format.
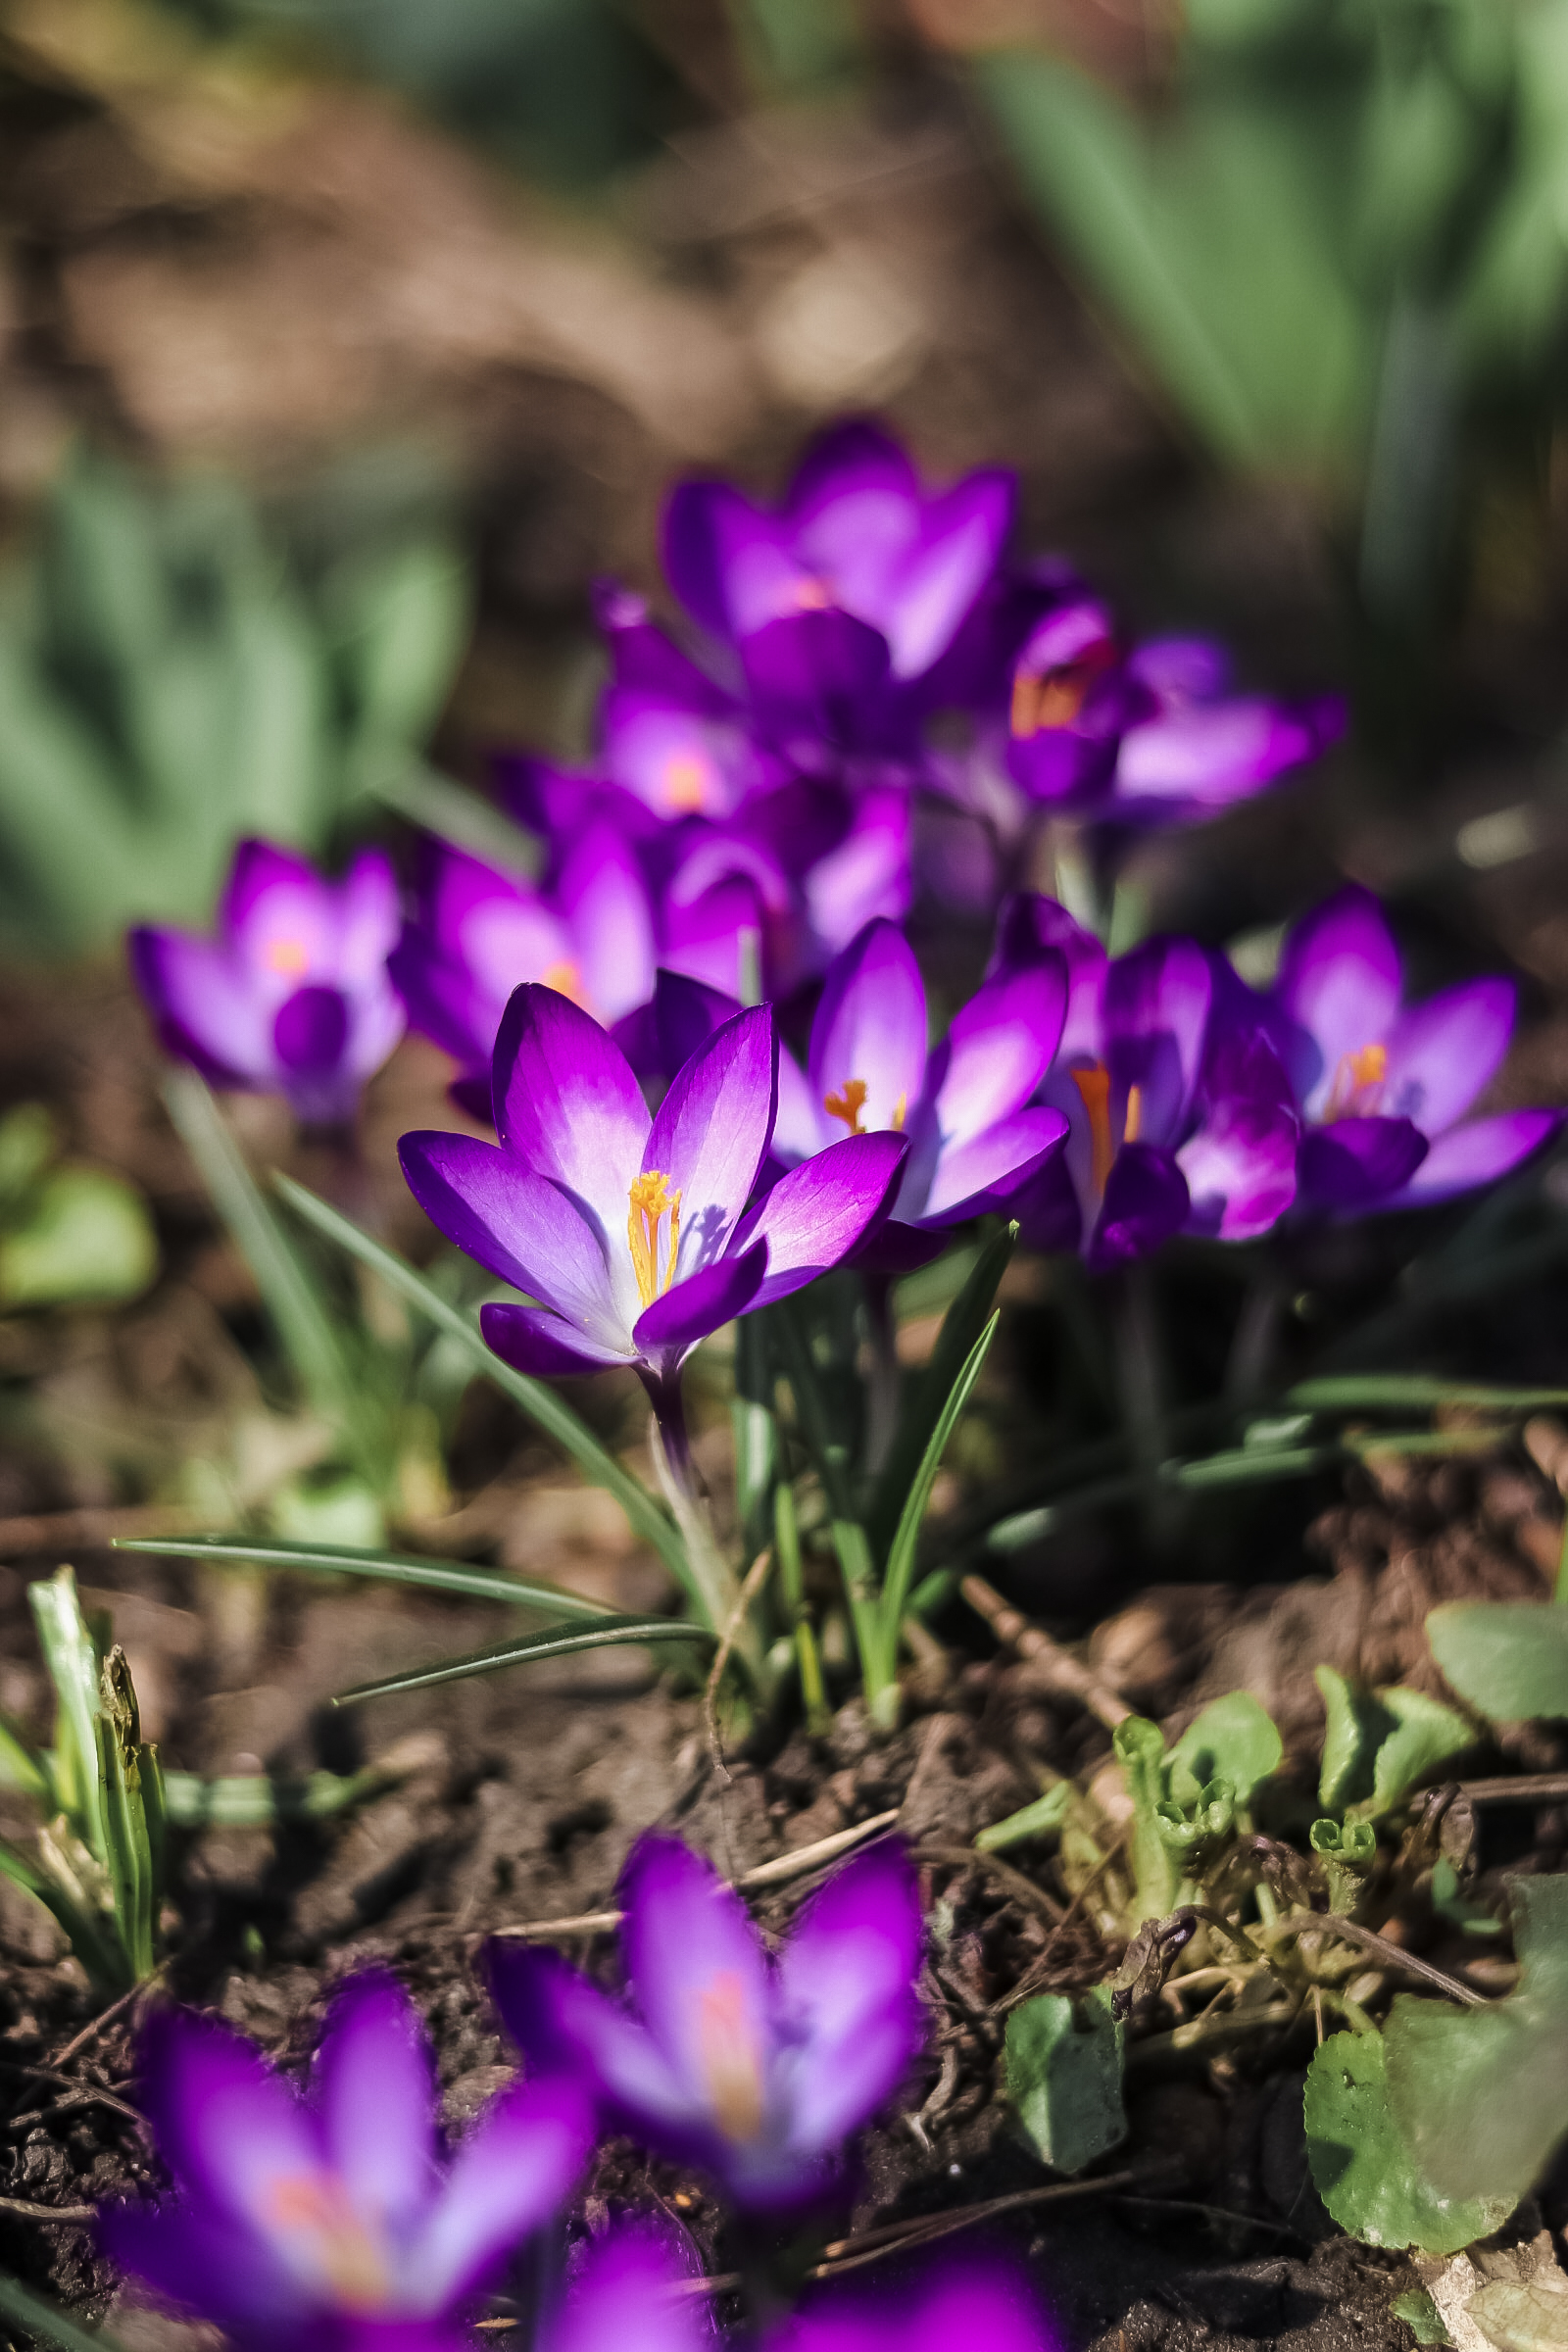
[775, 1483, 829, 1735]
[644, 1378, 757, 1672]
[862, 1270, 901, 1479]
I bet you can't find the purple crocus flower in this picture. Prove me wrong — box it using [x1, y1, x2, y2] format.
[398, 985, 906, 1457]
[543, 2221, 714, 2352]
[489, 1834, 924, 2211]
[98, 1971, 591, 2352]
[129, 841, 406, 1126]
[1250, 885, 1562, 1213]
[389, 837, 656, 1113]
[663, 421, 1014, 760]
[1007, 902, 1299, 1268]
[772, 2260, 1055, 2352]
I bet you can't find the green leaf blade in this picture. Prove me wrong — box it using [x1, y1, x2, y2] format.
[1304, 2029, 1513, 2252]
[115, 1531, 615, 1620]
[1428, 1602, 1568, 1723]
[332, 1615, 706, 1706]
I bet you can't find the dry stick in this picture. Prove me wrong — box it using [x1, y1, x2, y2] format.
[0, 2197, 96, 2224]
[959, 1573, 1130, 1730]
[919, 1840, 1064, 1924]
[1460, 1772, 1568, 1803]
[703, 1547, 773, 1781]
[493, 1810, 904, 1939]
[1268, 1913, 1487, 2006]
[49, 1974, 158, 2071]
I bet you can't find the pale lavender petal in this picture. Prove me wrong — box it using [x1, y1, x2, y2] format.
[988, 892, 1106, 1060]
[631, 1241, 768, 1363]
[661, 875, 771, 1003]
[335, 849, 403, 986]
[619, 1836, 774, 2112]
[481, 1302, 632, 1377]
[1087, 1144, 1190, 1272]
[809, 919, 928, 1138]
[487, 1942, 705, 2142]
[558, 821, 658, 1026]
[223, 840, 332, 967]
[735, 1132, 907, 1304]
[314, 1973, 438, 2241]
[545, 2221, 714, 2352]
[129, 929, 274, 1088]
[772, 1843, 924, 2157]
[771, 1044, 828, 1166]
[410, 2079, 592, 2313]
[492, 985, 650, 1242]
[137, 2007, 321, 2230]
[1378, 1109, 1563, 1205]
[342, 972, 407, 1091]
[1275, 886, 1402, 1112]
[603, 692, 754, 822]
[1297, 1115, 1427, 1209]
[920, 1106, 1068, 1222]
[933, 960, 1066, 1145]
[644, 1005, 776, 1269]
[803, 789, 911, 957]
[1381, 977, 1515, 1134]
[399, 1133, 627, 1343]
[879, 470, 1015, 679]
[1103, 936, 1211, 1145]
[1124, 635, 1232, 704]
[1114, 698, 1320, 810]
[787, 419, 918, 542]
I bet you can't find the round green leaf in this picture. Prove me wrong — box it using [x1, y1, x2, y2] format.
[0, 1167, 157, 1309]
[1428, 1603, 1568, 1724]
[1304, 2030, 1513, 2252]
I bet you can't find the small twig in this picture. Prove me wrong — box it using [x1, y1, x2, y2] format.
[1112, 2192, 1307, 2247]
[704, 1548, 772, 1780]
[0, 2196, 95, 2224]
[49, 1976, 156, 2070]
[959, 1573, 1130, 1729]
[919, 1840, 1064, 1924]
[1266, 1913, 1487, 2006]
[492, 1811, 904, 1938]
[1130, 2000, 1300, 2063]
[1460, 1773, 1568, 1804]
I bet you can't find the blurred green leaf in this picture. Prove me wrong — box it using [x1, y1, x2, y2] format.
[1427, 1601, 1568, 1722]
[1305, 2027, 1513, 2251]
[1316, 1664, 1473, 1818]
[0, 1166, 159, 1312]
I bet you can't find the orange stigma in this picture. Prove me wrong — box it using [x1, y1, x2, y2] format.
[662, 752, 710, 814]
[1070, 1063, 1143, 1198]
[1326, 1041, 1388, 1119]
[823, 1077, 869, 1136]
[540, 957, 586, 1005]
[1009, 645, 1115, 740]
[627, 1170, 682, 1308]
[263, 937, 311, 978]
[697, 1970, 764, 2144]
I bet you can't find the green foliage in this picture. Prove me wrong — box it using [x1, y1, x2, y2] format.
[1384, 1875, 1568, 2210]
[1315, 1664, 1473, 1818]
[1167, 1690, 1284, 1807]
[1310, 1815, 1379, 1909]
[0, 1105, 157, 1312]
[0, 452, 467, 958]
[0, 2269, 130, 2352]
[1303, 2028, 1514, 2251]
[1114, 1691, 1284, 1919]
[1005, 1986, 1127, 2174]
[1427, 1601, 1568, 1721]
[976, 1780, 1074, 1852]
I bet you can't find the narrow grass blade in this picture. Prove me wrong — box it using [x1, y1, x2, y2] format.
[1174, 1443, 1339, 1489]
[165, 1072, 354, 1429]
[367, 759, 541, 880]
[875, 1310, 1001, 1667]
[333, 1615, 705, 1705]
[166, 1762, 400, 1828]
[273, 1176, 693, 1596]
[0, 2273, 132, 2352]
[116, 1532, 613, 1620]
[868, 1224, 1015, 1568]
[1290, 1375, 1568, 1413]
[95, 1649, 157, 1981]
[28, 1569, 106, 1862]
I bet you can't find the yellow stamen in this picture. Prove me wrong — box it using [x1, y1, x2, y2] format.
[891, 1091, 906, 1133]
[662, 752, 710, 814]
[1009, 646, 1116, 740]
[823, 1077, 868, 1137]
[266, 2173, 389, 2312]
[263, 937, 310, 978]
[1124, 1083, 1143, 1145]
[1326, 1041, 1389, 1120]
[627, 1169, 682, 1309]
[697, 1970, 764, 2144]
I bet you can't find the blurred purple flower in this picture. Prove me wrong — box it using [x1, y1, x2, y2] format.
[489, 1834, 924, 2211]
[770, 2258, 1056, 2352]
[543, 2220, 714, 2352]
[129, 841, 405, 1126]
[98, 1971, 591, 2352]
[389, 838, 656, 1114]
[1005, 901, 1299, 1268]
[1250, 885, 1562, 1213]
[398, 986, 906, 1453]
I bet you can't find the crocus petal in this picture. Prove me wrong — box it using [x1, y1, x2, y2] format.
[98, 2199, 308, 2339]
[1380, 977, 1515, 1134]
[487, 1943, 706, 2142]
[480, 1302, 632, 1377]
[644, 1006, 776, 1271]
[136, 2007, 322, 2230]
[1103, 936, 1211, 1145]
[803, 790, 911, 959]
[989, 892, 1106, 1060]
[409, 2078, 593, 2315]
[128, 929, 275, 1089]
[492, 985, 650, 1244]
[1377, 1109, 1563, 1205]
[335, 849, 403, 986]
[559, 819, 658, 1026]
[934, 960, 1067, 1145]
[1087, 1144, 1191, 1273]
[1297, 1115, 1428, 1210]
[735, 1132, 907, 1306]
[1114, 698, 1322, 811]
[1124, 634, 1233, 704]
[223, 840, 333, 969]
[631, 1241, 768, 1365]
[772, 1842, 924, 2157]
[618, 1836, 775, 2119]
[1177, 1032, 1298, 1242]
[809, 919, 928, 1138]
[652, 968, 739, 1075]
[1275, 886, 1402, 1113]
[399, 1133, 628, 1344]
[273, 985, 350, 1079]
[662, 479, 770, 640]
[314, 1973, 439, 2243]
[544, 2221, 714, 2352]
[920, 1107, 1068, 1223]
[1010, 1151, 1084, 1257]
[880, 470, 1015, 679]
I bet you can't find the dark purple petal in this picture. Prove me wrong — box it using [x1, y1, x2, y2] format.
[1297, 1115, 1428, 1210]
[933, 960, 1067, 1145]
[662, 479, 769, 640]
[399, 1133, 626, 1340]
[1381, 977, 1515, 1134]
[652, 968, 738, 1074]
[643, 1005, 776, 1265]
[631, 1241, 768, 1364]
[1103, 936, 1212, 1145]
[480, 1301, 632, 1377]
[786, 418, 919, 531]
[545, 2220, 714, 2352]
[920, 1106, 1068, 1223]
[313, 1972, 438, 2241]
[772, 1842, 924, 2157]
[136, 2006, 321, 2230]
[411, 2077, 593, 2313]
[988, 892, 1106, 1060]
[848, 1217, 950, 1276]
[741, 611, 891, 741]
[771, 2258, 1054, 2352]
[492, 985, 649, 1242]
[273, 986, 350, 1078]
[129, 928, 272, 1089]
[557, 819, 658, 1026]
[1378, 1109, 1563, 1205]
[1087, 1144, 1190, 1273]
[735, 1132, 908, 1305]
[1010, 1150, 1084, 1257]
[1275, 886, 1402, 1111]
[808, 919, 928, 1140]
[388, 927, 495, 1073]
[97, 2199, 307, 2340]
[1177, 1031, 1298, 1241]
[619, 1836, 774, 2119]
[487, 1941, 704, 2142]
